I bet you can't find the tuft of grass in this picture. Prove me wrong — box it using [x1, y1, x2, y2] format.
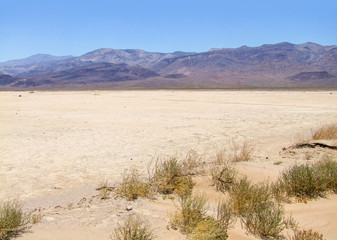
[111, 215, 156, 240]
[170, 194, 208, 234]
[312, 123, 337, 140]
[181, 150, 204, 176]
[117, 168, 150, 201]
[211, 165, 237, 193]
[216, 200, 236, 229]
[290, 229, 326, 240]
[189, 216, 228, 240]
[0, 200, 31, 239]
[230, 141, 253, 163]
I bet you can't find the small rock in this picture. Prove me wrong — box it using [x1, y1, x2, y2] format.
[126, 205, 133, 211]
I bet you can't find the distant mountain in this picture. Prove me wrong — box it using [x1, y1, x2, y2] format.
[8, 62, 160, 88]
[1, 42, 337, 89]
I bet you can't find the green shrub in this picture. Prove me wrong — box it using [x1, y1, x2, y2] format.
[241, 203, 285, 240]
[314, 156, 337, 193]
[277, 164, 327, 200]
[0, 200, 31, 239]
[229, 177, 272, 216]
[189, 217, 228, 240]
[211, 165, 237, 193]
[170, 194, 208, 234]
[290, 229, 326, 240]
[111, 215, 156, 240]
[117, 168, 150, 201]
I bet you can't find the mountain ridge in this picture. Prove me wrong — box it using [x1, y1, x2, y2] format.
[1, 42, 337, 89]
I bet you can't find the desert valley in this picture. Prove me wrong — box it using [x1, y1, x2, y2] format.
[1, 90, 337, 239]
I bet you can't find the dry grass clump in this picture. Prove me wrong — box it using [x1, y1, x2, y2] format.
[150, 157, 194, 195]
[111, 215, 156, 240]
[117, 168, 151, 201]
[230, 141, 253, 163]
[0, 200, 31, 239]
[181, 150, 205, 176]
[216, 200, 236, 229]
[211, 165, 238, 193]
[312, 123, 337, 140]
[314, 155, 337, 193]
[290, 229, 326, 240]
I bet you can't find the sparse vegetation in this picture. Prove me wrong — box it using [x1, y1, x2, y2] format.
[170, 194, 208, 234]
[275, 156, 337, 200]
[211, 165, 238, 193]
[216, 200, 236, 229]
[189, 217, 228, 240]
[230, 141, 253, 162]
[181, 150, 204, 175]
[229, 177, 272, 216]
[150, 157, 194, 195]
[0, 200, 31, 240]
[117, 168, 151, 201]
[111, 215, 156, 240]
[312, 123, 337, 140]
[241, 203, 285, 240]
[290, 229, 326, 240]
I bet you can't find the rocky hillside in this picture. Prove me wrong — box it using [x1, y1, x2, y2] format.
[1, 42, 336, 89]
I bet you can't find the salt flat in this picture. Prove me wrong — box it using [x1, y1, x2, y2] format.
[1, 90, 337, 239]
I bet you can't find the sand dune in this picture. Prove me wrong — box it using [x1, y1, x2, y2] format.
[1, 90, 337, 239]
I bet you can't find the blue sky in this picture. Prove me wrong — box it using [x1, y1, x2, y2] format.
[1, 0, 336, 62]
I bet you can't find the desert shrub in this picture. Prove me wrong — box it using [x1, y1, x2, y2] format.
[181, 150, 204, 175]
[189, 216, 228, 240]
[117, 168, 150, 201]
[229, 177, 272, 216]
[216, 200, 236, 229]
[170, 194, 208, 234]
[241, 203, 285, 240]
[314, 156, 337, 193]
[312, 123, 337, 140]
[277, 164, 327, 200]
[173, 176, 195, 198]
[150, 157, 195, 195]
[111, 215, 156, 240]
[0, 200, 31, 239]
[213, 148, 227, 165]
[290, 229, 326, 240]
[230, 141, 253, 162]
[211, 165, 237, 193]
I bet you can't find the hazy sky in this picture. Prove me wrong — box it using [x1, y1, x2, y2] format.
[1, 0, 336, 62]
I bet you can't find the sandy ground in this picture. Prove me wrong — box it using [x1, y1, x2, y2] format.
[1, 90, 337, 239]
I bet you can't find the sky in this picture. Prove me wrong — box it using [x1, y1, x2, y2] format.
[1, 0, 336, 62]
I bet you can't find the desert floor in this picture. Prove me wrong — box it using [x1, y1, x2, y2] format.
[1, 90, 337, 239]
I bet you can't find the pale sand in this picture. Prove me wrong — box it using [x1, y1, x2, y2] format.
[1, 90, 337, 239]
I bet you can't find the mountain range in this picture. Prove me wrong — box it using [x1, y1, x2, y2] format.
[1, 42, 337, 89]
